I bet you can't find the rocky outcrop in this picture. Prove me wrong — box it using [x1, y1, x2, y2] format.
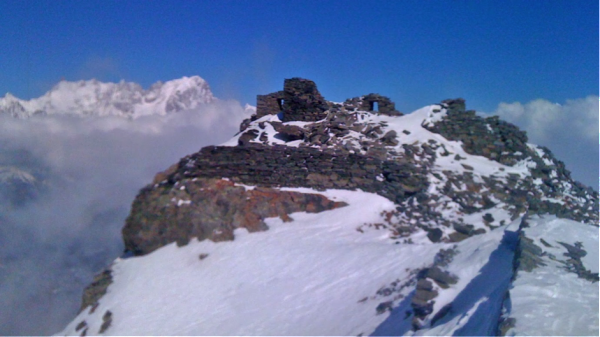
[123, 178, 347, 255]
[411, 248, 459, 329]
[270, 122, 306, 141]
[556, 241, 599, 282]
[80, 269, 112, 313]
[423, 99, 529, 166]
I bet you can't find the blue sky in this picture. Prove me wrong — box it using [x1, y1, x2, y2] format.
[1, 0, 597, 111]
[0, 0, 598, 186]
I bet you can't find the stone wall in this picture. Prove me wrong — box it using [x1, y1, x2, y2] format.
[256, 91, 284, 119]
[281, 78, 329, 122]
[359, 93, 402, 116]
[163, 144, 428, 204]
[254, 78, 401, 122]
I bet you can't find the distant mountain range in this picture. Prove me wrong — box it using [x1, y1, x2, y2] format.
[0, 76, 215, 118]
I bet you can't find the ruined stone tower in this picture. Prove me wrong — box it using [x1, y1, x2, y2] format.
[256, 78, 329, 122]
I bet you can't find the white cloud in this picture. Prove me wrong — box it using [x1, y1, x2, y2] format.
[0, 101, 251, 335]
[493, 95, 598, 143]
[490, 95, 598, 189]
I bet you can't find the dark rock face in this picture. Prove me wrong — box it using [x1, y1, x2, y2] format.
[123, 178, 347, 255]
[411, 249, 459, 329]
[360, 93, 402, 116]
[411, 248, 458, 330]
[426, 228, 443, 242]
[412, 278, 437, 318]
[238, 129, 260, 146]
[556, 241, 599, 282]
[514, 232, 546, 273]
[99, 310, 112, 334]
[80, 269, 112, 313]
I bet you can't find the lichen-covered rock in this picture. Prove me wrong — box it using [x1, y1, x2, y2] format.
[123, 178, 347, 255]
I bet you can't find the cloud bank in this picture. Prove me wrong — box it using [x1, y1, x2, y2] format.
[0, 101, 251, 335]
[490, 95, 598, 189]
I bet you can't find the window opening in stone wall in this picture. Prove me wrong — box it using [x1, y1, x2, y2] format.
[370, 101, 379, 112]
[276, 99, 284, 120]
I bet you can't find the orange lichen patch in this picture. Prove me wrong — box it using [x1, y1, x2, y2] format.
[124, 177, 348, 255]
[214, 178, 236, 189]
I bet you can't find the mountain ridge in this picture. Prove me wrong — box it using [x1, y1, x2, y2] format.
[0, 76, 215, 118]
[58, 78, 598, 336]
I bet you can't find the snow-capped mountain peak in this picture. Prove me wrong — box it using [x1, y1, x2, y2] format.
[0, 76, 215, 118]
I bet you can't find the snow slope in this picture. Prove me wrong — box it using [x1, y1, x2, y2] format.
[59, 189, 430, 335]
[57, 187, 597, 336]
[507, 216, 599, 336]
[0, 76, 215, 118]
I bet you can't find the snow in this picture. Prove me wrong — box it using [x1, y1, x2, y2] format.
[350, 105, 531, 180]
[415, 220, 518, 336]
[508, 216, 599, 336]
[175, 199, 191, 207]
[57, 189, 443, 336]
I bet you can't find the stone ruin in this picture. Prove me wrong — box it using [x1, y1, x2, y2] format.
[359, 93, 401, 116]
[256, 78, 328, 122]
[255, 78, 401, 122]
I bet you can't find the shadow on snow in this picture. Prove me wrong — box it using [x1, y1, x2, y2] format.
[370, 229, 518, 336]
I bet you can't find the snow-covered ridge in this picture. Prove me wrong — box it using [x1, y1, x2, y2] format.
[0, 76, 215, 118]
[55, 78, 599, 336]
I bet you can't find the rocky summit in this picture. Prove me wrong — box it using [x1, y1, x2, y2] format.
[59, 78, 598, 336]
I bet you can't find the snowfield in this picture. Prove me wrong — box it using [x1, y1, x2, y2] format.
[507, 216, 599, 336]
[57, 186, 598, 336]
[59, 189, 439, 335]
